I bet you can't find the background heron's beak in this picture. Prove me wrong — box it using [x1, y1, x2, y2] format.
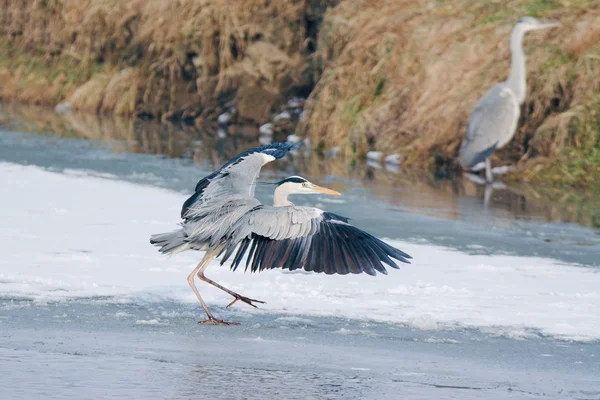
[538, 20, 560, 29]
[312, 185, 341, 195]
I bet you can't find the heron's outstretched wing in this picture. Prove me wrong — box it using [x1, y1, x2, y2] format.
[459, 84, 520, 168]
[181, 142, 300, 218]
[219, 206, 412, 276]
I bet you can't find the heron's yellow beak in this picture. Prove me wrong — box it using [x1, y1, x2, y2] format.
[312, 185, 341, 196]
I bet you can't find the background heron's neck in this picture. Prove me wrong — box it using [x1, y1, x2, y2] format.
[273, 185, 293, 207]
[505, 27, 527, 104]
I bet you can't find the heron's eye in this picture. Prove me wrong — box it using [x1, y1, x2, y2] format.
[302, 183, 308, 187]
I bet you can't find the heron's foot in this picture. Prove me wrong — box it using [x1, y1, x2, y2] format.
[198, 317, 239, 326]
[226, 294, 266, 309]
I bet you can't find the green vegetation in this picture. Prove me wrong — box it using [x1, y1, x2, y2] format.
[523, 0, 560, 17]
[374, 77, 386, 99]
[0, 42, 109, 104]
[341, 95, 364, 127]
[477, 14, 503, 26]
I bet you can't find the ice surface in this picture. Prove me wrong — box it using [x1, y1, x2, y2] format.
[1, 162, 599, 342]
[2, 299, 599, 400]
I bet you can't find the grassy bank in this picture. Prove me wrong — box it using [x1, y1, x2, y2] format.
[297, 0, 600, 188]
[1, 0, 599, 189]
[0, 0, 335, 122]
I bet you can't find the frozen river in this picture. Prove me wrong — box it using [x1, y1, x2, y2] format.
[0, 117, 599, 399]
[2, 299, 599, 400]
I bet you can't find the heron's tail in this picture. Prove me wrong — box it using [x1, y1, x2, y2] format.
[150, 230, 190, 255]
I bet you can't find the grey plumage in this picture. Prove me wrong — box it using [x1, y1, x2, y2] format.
[219, 208, 411, 275]
[149, 230, 191, 255]
[150, 142, 304, 325]
[459, 85, 518, 169]
[180, 142, 302, 218]
[151, 142, 300, 255]
[150, 141, 412, 325]
[458, 17, 559, 181]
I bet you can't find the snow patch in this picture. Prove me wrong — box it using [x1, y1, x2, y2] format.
[384, 154, 402, 165]
[1, 162, 600, 342]
[336, 328, 378, 337]
[115, 312, 132, 318]
[135, 319, 168, 326]
[366, 151, 383, 161]
[275, 316, 314, 325]
[273, 111, 290, 121]
[259, 123, 273, 136]
[217, 112, 231, 125]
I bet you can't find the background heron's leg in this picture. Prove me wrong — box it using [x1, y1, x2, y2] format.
[187, 249, 238, 325]
[483, 184, 493, 210]
[197, 272, 265, 308]
[484, 158, 493, 183]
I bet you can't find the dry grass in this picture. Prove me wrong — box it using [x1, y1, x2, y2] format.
[297, 0, 600, 176]
[1, 0, 335, 119]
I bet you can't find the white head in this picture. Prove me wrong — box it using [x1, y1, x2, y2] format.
[273, 176, 341, 207]
[514, 16, 560, 32]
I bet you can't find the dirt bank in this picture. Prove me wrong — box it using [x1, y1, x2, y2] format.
[0, 0, 335, 123]
[297, 0, 600, 187]
[1, 0, 599, 188]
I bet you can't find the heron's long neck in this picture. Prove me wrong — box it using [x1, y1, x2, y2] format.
[273, 186, 293, 207]
[505, 27, 527, 104]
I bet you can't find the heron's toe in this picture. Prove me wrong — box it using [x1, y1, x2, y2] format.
[227, 295, 266, 308]
[198, 318, 239, 326]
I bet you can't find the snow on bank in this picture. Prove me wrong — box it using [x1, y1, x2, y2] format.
[1, 162, 599, 342]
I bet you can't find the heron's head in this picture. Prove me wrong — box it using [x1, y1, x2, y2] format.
[516, 16, 560, 31]
[275, 176, 341, 196]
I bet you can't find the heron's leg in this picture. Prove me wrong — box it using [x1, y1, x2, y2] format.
[187, 249, 238, 326]
[187, 251, 217, 321]
[484, 158, 493, 183]
[197, 271, 265, 308]
[483, 184, 493, 210]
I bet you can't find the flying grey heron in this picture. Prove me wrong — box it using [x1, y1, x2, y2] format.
[151, 142, 412, 325]
[459, 17, 560, 182]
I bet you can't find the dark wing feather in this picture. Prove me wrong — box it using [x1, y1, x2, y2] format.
[232, 238, 250, 270]
[222, 209, 411, 276]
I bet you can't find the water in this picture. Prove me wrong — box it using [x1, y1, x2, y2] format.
[1, 105, 599, 399]
[1, 105, 598, 267]
[1, 299, 599, 399]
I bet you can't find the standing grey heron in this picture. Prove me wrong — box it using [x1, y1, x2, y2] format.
[459, 17, 560, 182]
[151, 142, 412, 325]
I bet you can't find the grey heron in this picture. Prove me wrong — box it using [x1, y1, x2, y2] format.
[458, 17, 560, 182]
[151, 142, 412, 325]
